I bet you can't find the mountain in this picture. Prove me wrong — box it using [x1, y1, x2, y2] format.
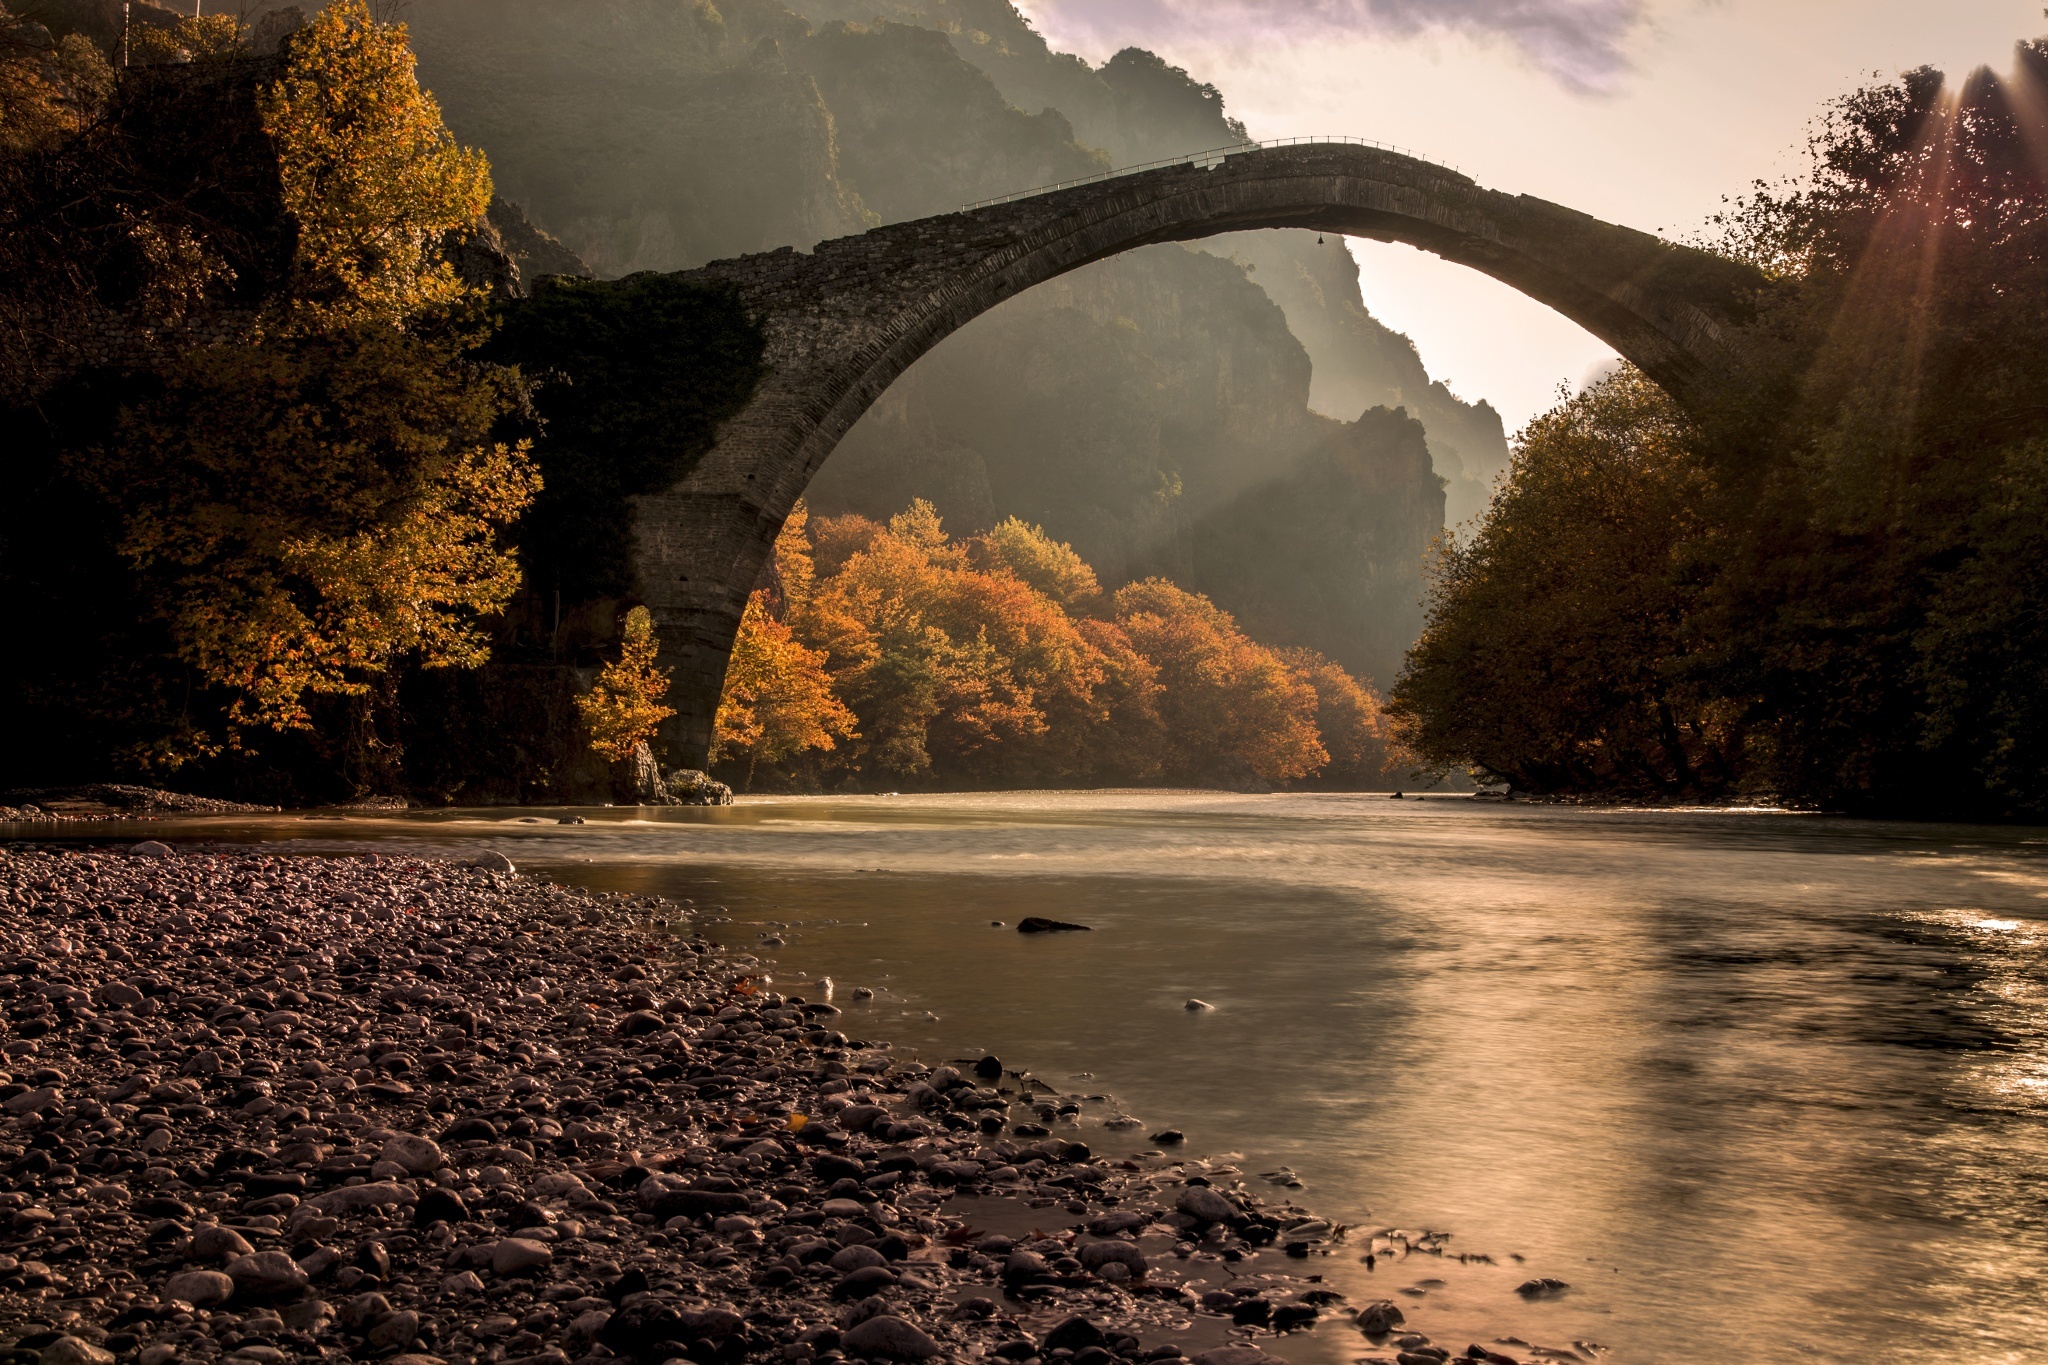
[399, 0, 1508, 684]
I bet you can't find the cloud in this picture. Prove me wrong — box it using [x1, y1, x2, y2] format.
[1016, 0, 1653, 94]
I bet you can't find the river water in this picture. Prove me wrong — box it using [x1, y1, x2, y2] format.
[19, 792, 2048, 1363]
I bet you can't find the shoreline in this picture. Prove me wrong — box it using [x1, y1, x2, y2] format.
[0, 841, 1457, 1365]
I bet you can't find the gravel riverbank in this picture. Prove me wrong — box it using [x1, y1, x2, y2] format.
[0, 841, 1476, 1365]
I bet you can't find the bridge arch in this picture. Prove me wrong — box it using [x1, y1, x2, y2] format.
[634, 141, 1765, 766]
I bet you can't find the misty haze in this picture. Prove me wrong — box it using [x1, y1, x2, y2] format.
[1, 2, 2044, 1363]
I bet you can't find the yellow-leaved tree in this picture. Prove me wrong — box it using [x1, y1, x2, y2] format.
[129, 14, 245, 67]
[578, 606, 675, 763]
[76, 0, 537, 762]
[260, 0, 490, 330]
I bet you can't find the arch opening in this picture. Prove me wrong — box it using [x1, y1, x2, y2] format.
[627, 142, 1764, 765]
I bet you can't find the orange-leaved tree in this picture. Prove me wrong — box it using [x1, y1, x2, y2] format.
[129, 14, 245, 67]
[577, 605, 674, 763]
[75, 0, 536, 762]
[714, 592, 857, 786]
[1281, 648, 1414, 788]
[1113, 578, 1326, 785]
[803, 501, 1112, 782]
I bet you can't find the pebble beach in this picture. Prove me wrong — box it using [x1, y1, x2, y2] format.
[0, 841, 1460, 1365]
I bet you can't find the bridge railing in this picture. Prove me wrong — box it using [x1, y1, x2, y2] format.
[959, 135, 1462, 212]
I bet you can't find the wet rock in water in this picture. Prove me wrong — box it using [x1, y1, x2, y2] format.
[1079, 1241, 1148, 1278]
[842, 1314, 943, 1360]
[1184, 998, 1214, 1011]
[1355, 1300, 1407, 1334]
[1176, 1185, 1239, 1225]
[1515, 1277, 1571, 1298]
[1150, 1128, 1186, 1143]
[1017, 916, 1092, 933]
[1190, 1349, 1281, 1365]
[1043, 1317, 1110, 1352]
[665, 768, 735, 806]
[471, 849, 516, 873]
[975, 1054, 1003, 1079]
[1004, 1249, 1050, 1284]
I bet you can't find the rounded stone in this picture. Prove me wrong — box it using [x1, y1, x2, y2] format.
[830, 1244, 888, 1273]
[378, 1133, 443, 1175]
[164, 1269, 236, 1307]
[1176, 1186, 1238, 1224]
[841, 1314, 941, 1361]
[227, 1250, 310, 1297]
[490, 1236, 554, 1276]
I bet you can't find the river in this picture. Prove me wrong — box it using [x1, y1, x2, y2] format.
[17, 791, 2048, 1363]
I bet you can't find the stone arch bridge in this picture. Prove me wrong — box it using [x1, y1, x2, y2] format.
[633, 140, 1765, 766]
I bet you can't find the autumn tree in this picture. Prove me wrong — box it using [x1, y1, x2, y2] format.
[260, 0, 491, 330]
[1112, 578, 1325, 786]
[0, 7, 111, 156]
[577, 606, 674, 762]
[1283, 649, 1413, 789]
[129, 14, 244, 67]
[974, 516, 1102, 612]
[86, 319, 534, 739]
[36, 0, 536, 767]
[713, 593, 857, 786]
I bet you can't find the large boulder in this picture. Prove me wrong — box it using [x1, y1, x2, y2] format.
[664, 768, 734, 806]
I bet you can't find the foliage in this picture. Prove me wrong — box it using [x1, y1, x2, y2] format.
[974, 515, 1102, 612]
[0, 0, 534, 786]
[82, 319, 538, 742]
[577, 606, 674, 763]
[713, 591, 857, 782]
[0, 8, 110, 155]
[800, 500, 1112, 782]
[129, 14, 244, 67]
[711, 500, 1392, 792]
[260, 0, 491, 330]
[1110, 578, 1325, 786]
[1283, 648, 1416, 789]
[1389, 370, 1729, 795]
[1394, 46, 2048, 814]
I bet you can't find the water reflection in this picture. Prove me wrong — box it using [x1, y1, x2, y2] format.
[18, 793, 2048, 1363]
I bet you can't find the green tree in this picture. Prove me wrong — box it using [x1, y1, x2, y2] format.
[1389, 369, 1730, 795]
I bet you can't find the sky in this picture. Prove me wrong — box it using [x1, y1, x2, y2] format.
[1016, 0, 2043, 433]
